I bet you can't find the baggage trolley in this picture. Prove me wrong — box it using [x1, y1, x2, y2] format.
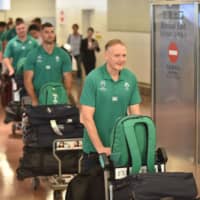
[99, 148, 168, 200]
[32, 138, 83, 200]
[4, 76, 31, 135]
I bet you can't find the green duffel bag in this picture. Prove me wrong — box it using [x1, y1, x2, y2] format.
[38, 82, 68, 105]
[110, 115, 156, 174]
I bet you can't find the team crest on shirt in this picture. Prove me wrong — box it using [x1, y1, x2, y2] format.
[55, 56, 60, 62]
[124, 82, 130, 90]
[99, 80, 107, 91]
[37, 55, 42, 63]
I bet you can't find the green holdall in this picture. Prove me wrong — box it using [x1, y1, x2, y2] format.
[38, 82, 68, 105]
[110, 115, 156, 174]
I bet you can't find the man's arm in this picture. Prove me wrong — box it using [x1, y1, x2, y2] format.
[3, 57, 14, 76]
[24, 70, 38, 106]
[128, 104, 141, 115]
[63, 72, 76, 105]
[80, 105, 111, 155]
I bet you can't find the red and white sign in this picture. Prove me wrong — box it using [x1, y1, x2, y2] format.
[168, 42, 179, 63]
[59, 10, 65, 24]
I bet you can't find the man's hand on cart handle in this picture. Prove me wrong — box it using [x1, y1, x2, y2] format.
[97, 146, 111, 156]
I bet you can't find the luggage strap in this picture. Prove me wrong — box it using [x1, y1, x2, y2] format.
[123, 117, 156, 174]
[50, 120, 63, 136]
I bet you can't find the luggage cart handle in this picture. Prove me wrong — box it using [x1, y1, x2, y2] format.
[99, 153, 110, 169]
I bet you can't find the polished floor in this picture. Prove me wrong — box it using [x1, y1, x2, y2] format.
[0, 82, 199, 200]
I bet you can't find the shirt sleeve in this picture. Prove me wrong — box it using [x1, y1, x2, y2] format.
[23, 49, 35, 71]
[129, 74, 142, 105]
[61, 49, 72, 73]
[80, 74, 96, 107]
[3, 41, 12, 58]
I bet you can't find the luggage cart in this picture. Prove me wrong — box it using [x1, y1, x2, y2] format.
[32, 138, 83, 200]
[4, 76, 31, 135]
[99, 147, 168, 200]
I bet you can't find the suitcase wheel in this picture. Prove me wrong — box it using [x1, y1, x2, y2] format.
[53, 190, 63, 200]
[12, 122, 22, 136]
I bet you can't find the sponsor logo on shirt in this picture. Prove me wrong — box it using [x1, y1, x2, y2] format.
[21, 46, 26, 50]
[45, 65, 51, 70]
[99, 80, 107, 91]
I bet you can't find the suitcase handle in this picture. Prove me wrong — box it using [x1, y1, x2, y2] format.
[50, 120, 63, 136]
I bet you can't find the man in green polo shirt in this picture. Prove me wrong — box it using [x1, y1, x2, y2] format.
[24, 22, 74, 106]
[80, 39, 141, 173]
[3, 19, 38, 76]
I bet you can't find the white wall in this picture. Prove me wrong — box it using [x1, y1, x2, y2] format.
[0, 0, 151, 84]
[0, 0, 55, 23]
[55, 0, 151, 84]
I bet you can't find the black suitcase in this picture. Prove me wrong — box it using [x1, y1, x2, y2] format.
[112, 172, 198, 200]
[25, 104, 80, 126]
[23, 123, 83, 147]
[16, 146, 82, 180]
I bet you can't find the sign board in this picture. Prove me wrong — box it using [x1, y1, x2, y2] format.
[152, 3, 196, 167]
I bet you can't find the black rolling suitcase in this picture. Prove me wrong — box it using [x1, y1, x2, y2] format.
[25, 104, 80, 125]
[23, 123, 83, 147]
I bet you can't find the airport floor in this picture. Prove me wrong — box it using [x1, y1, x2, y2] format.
[0, 81, 199, 200]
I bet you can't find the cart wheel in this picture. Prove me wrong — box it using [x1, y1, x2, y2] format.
[53, 190, 63, 200]
[32, 177, 40, 190]
[12, 123, 16, 135]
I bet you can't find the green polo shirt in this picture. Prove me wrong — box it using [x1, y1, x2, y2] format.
[24, 45, 72, 95]
[6, 28, 16, 41]
[80, 64, 141, 153]
[0, 31, 5, 41]
[1, 30, 7, 42]
[4, 35, 38, 74]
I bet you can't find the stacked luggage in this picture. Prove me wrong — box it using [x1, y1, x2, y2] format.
[16, 104, 83, 181]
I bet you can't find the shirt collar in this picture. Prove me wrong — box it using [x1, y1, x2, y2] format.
[102, 63, 126, 81]
[16, 35, 30, 43]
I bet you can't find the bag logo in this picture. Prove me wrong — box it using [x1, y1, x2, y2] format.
[52, 92, 58, 104]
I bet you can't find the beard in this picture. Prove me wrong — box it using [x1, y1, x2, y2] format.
[44, 40, 55, 45]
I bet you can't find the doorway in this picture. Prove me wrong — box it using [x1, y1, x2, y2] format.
[81, 9, 94, 37]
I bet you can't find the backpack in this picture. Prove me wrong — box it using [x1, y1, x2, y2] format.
[38, 82, 68, 105]
[110, 115, 156, 174]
